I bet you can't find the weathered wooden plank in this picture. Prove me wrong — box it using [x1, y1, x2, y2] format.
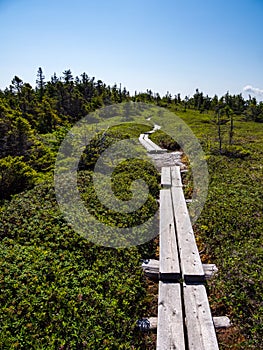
[213, 316, 232, 329]
[147, 316, 158, 330]
[159, 189, 181, 281]
[138, 134, 155, 152]
[144, 134, 167, 153]
[139, 134, 157, 153]
[142, 260, 218, 280]
[144, 134, 162, 150]
[171, 165, 183, 187]
[171, 186, 205, 282]
[157, 281, 185, 350]
[183, 284, 219, 350]
[161, 167, 172, 188]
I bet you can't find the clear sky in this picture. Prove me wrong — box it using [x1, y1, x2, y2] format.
[0, 0, 263, 99]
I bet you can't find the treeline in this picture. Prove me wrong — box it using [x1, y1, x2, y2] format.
[0, 69, 131, 200]
[0, 68, 263, 200]
[137, 88, 263, 122]
[1, 68, 263, 134]
[0, 68, 131, 134]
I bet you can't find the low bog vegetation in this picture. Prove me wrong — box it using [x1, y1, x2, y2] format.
[0, 124, 160, 349]
[173, 108, 263, 349]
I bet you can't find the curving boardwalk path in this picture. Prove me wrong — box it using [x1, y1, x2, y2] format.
[139, 129, 223, 350]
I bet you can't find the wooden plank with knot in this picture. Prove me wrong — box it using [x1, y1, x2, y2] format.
[183, 283, 219, 350]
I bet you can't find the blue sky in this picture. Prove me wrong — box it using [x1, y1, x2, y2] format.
[0, 0, 263, 99]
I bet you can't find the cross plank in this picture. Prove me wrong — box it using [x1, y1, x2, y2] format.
[142, 259, 218, 280]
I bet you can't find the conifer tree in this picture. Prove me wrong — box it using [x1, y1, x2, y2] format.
[36, 67, 45, 101]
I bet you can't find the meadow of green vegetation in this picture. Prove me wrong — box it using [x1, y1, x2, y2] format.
[173, 109, 263, 349]
[0, 70, 262, 349]
[0, 123, 159, 349]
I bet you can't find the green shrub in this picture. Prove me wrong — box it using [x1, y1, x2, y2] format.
[0, 156, 37, 200]
[0, 181, 155, 349]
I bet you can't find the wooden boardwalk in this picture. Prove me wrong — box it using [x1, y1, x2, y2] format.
[159, 189, 180, 281]
[160, 166, 205, 283]
[138, 135, 228, 349]
[157, 281, 185, 349]
[139, 133, 167, 153]
[156, 166, 219, 350]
